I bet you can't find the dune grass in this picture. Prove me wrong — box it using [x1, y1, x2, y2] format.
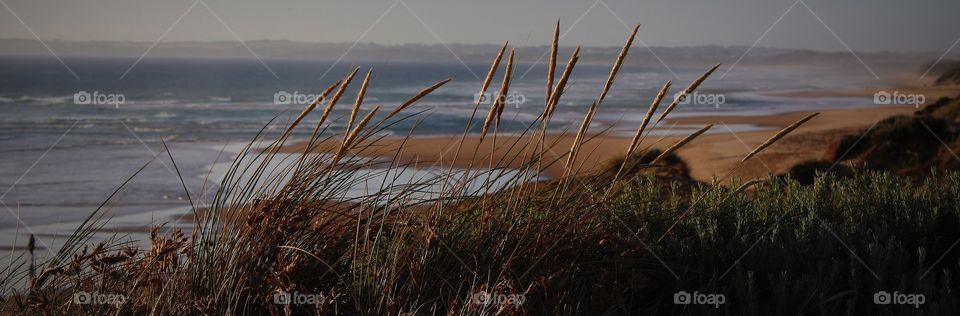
[2, 24, 958, 316]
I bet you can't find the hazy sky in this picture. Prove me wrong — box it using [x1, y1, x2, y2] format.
[1, 0, 958, 52]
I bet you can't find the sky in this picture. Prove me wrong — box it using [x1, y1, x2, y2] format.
[0, 0, 958, 52]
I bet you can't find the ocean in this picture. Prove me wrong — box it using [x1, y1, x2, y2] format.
[0, 57, 878, 253]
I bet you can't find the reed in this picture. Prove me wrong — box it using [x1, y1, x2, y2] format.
[495, 49, 516, 127]
[346, 69, 373, 134]
[741, 112, 819, 163]
[650, 124, 713, 165]
[546, 19, 560, 108]
[279, 79, 342, 143]
[656, 63, 721, 124]
[562, 25, 639, 176]
[597, 24, 639, 106]
[384, 78, 451, 120]
[333, 106, 381, 166]
[480, 49, 514, 141]
[480, 96, 498, 142]
[447, 41, 508, 184]
[479, 42, 509, 108]
[319, 67, 361, 126]
[300, 79, 343, 141]
[564, 101, 598, 174]
[627, 80, 671, 155]
[544, 46, 580, 121]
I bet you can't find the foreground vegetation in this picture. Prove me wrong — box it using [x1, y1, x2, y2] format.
[4, 168, 959, 315]
[3, 23, 959, 315]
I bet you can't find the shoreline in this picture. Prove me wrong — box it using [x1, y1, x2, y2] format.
[11, 102, 927, 242]
[283, 104, 919, 182]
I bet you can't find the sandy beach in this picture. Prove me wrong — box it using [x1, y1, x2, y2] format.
[284, 104, 919, 182]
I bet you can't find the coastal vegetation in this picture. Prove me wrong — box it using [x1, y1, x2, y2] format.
[2, 25, 959, 316]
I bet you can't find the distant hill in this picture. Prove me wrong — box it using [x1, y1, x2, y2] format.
[0, 38, 939, 68]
